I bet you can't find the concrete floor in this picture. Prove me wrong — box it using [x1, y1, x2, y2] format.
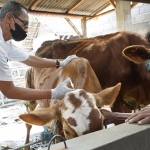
[0, 102, 43, 150]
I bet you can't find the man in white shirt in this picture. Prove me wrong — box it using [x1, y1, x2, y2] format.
[0, 1, 77, 101]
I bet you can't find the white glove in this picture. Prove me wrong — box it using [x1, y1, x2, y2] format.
[60, 55, 78, 67]
[51, 78, 74, 100]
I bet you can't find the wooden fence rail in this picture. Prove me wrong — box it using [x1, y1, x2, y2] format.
[41, 123, 150, 150]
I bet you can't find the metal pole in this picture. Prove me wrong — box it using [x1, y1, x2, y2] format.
[14, 139, 42, 150]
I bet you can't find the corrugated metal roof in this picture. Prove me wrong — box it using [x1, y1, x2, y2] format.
[70, 0, 110, 16]
[0, 0, 34, 8]
[0, 0, 112, 17]
[0, 0, 148, 53]
[30, 0, 110, 16]
[0, 0, 149, 17]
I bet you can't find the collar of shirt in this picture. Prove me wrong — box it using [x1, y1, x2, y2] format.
[0, 26, 13, 54]
[0, 26, 6, 44]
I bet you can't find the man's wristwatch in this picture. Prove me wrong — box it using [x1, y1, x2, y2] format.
[56, 60, 60, 68]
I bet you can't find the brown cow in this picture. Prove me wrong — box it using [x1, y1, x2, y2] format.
[121, 45, 150, 108]
[35, 31, 150, 113]
[22, 57, 103, 149]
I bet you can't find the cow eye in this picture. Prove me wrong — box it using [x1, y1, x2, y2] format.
[64, 130, 69, 135]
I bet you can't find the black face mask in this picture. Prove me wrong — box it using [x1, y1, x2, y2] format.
[10, 22, 27, 41]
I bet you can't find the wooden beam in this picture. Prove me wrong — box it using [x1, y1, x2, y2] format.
[86, 9, 115, 21]
[109, 0, 116, 9]
[131, 2, 139, 8]
[29, 10, 84, 19]
[29, 0, 39, 10]
[66, 0, 83, 13]
[65, 18, 82, 37]
[119, 0, 150, 3]
[92, 3, 111, 16]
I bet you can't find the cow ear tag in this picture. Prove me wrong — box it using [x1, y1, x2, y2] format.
[145, 60, 150, 70]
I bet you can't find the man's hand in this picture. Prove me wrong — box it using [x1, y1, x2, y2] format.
[100, 109, 114, 125]
[125, 106, 150, 125]
[100, 109, 132, 125]
[51, 78, 74, 100]
[60, 55, 78, 67]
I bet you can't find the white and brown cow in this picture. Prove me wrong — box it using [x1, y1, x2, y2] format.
[21, 57, 102, 149]
[19, 83, 121, 140]
[20, 57, 121, 150]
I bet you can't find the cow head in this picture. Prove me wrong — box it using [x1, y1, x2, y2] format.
[19, 83, 121, 139]
[35, 40, 60, 59]
[122, 45, 150, 63]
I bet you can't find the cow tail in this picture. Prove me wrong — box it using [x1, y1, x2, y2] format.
[25, 67, 33, 88]
[76, 58, 101, 93]
[76, 58, 87, 89]
[23, 67, 37, 112]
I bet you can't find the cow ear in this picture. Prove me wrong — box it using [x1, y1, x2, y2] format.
[122, 45, 150, 64]
[19, 102, 62, 126]
[95, 83, 121, 107]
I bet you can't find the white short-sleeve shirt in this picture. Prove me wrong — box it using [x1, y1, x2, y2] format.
[0, 27, 29, 81]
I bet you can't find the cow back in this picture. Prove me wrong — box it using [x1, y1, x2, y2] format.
[27, 57, 102, 108]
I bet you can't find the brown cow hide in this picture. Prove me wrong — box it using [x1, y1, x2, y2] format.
[35, 31, 150, 113]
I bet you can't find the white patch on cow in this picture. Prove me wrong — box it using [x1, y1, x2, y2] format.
[61, 89, 98, 136]
[84, 44, 94, 51]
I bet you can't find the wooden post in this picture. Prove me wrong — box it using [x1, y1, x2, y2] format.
[116, 0, 132, 31]
[81, 16, 87, 38]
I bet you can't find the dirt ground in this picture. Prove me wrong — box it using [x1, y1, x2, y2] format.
[0, 101, 43, 150]
[0, 100, 115, 150]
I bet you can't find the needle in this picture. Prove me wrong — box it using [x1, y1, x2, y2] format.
[69, 78, 75, 89]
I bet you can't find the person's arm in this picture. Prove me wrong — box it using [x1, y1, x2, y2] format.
[125, 106, 150, 125]
[100, 109, 132, 125]
[22, 55, 77, 68]
[0, 78, 73, 101]
[0, 81, 51, 100]
[22, 55, 56, 68]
